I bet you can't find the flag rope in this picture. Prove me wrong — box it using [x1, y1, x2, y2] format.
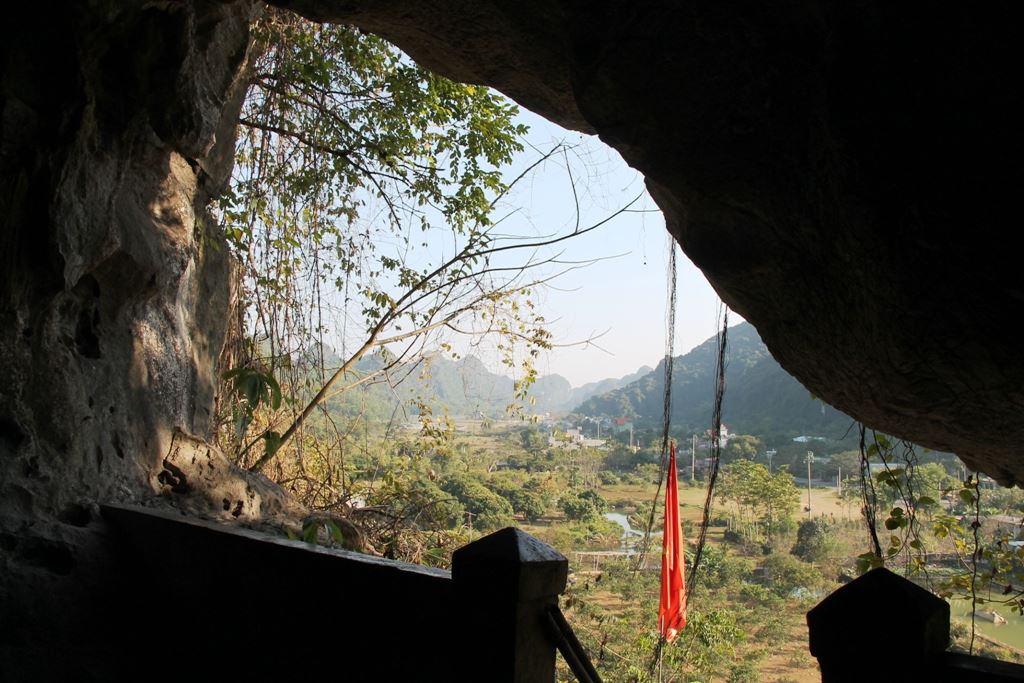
[632, 236, 677, 574]
[639, 294, 730, 676]
[687, 306, 728, 596]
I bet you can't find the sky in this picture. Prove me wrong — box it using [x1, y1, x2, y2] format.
[316, 94, 743, 388]
[480, 107, 742, 387]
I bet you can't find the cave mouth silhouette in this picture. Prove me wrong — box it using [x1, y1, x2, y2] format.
[291, 1, 1023, 485]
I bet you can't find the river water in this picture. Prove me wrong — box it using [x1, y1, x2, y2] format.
[956, 599, 1024, 652]
[604, 512, 644, 539]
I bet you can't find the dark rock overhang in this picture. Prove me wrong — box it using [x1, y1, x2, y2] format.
[274, 0, 1024, 484]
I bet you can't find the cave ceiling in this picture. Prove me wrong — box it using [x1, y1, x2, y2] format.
[275, 0, 1024, 483]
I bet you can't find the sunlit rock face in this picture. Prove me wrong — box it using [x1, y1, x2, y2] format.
[0, 0, 277, 521]
[279, 0, 1024, 484]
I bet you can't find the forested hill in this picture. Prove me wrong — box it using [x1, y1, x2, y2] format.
[573, 322, 854, 438]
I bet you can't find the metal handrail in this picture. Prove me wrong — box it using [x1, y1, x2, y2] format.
[545, 605, 603, 683]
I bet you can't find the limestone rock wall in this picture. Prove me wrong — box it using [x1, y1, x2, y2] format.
[0, 3, 302, 676]
[0, 0, 268, 524]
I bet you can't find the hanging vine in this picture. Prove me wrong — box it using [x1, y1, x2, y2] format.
[852, 424, 1021, 654]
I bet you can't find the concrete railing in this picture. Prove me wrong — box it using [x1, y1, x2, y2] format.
[807, 567, 1024, 682]
[103, 504, 596, 681]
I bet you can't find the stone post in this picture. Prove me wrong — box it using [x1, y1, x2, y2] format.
[807, 568, 949, 682]
[452, 527, 568, 682]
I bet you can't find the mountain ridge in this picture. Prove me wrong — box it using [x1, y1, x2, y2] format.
[572, 321, 854, 437]
[321, 349, 653, 418]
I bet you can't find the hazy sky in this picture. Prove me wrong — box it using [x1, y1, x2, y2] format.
[326, 100, 742, 388]
[490, 108, 742, 386]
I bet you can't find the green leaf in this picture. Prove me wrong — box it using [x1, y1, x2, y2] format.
[327, 520, 348, 547]
[234, 411, 251, 441]
[856, 552, 881, 575]
[242, 374, 260, 406]
[264, 431, 283, 458]
[266, 374, 282, 411]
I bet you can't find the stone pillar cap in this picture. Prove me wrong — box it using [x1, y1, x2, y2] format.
[452, 527, 568, 599]
[807, 567, 949, 660]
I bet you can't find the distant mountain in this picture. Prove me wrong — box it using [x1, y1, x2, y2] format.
[317, 349, 651, 418]
[528, 365, 653, 414]
[571, 366, 654, 405]
[573, 322, 853, 438]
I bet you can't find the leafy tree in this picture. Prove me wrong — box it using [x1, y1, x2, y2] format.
[440, 473, 514, 531]
[699, 544, 755, 589]
[558, 489, 608, 522]
[977, 485, 1024, 517]
[687, 609, 746, 676]
[508, 488, 548, 522]
[634, 462, 662, 485]
[759, 553, 825, 597]
[578, 489, 608, 514]
[819, 449, 861, 479]
[217, 10, 637, 477]
[602, 443, 657, 472]
[791, 518, 837, 563]
[723, 434, 763, 462]
[519, 426, 547, 452]
[870, 460, 952, 513]
[718, 460, 800, 537]
[487, 471, 550, 522]
[345, 452, 468, 565]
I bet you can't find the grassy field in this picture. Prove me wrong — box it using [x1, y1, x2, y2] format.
[558, 481, 861, 681]
[600, 481, 859, 522]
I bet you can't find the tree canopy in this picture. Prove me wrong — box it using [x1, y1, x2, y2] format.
[215, 10, 632, 475]
[718, 459, 800, 536]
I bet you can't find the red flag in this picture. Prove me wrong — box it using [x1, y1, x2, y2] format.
[659, 441, 687, 642]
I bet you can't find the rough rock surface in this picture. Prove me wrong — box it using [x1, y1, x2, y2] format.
[2, 0, 1023, 677]
[0, 2, 307, 676]
[278, 0, 1024, 484]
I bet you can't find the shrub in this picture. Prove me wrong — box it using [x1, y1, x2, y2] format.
[728, 660, 760, 683]
[791, 518, 837, 563]
[738, 581, 781, 608]
[759, 552, 826, 597]
[557, 488, 609, 522]
[699, 545, 754, 589]
[440, 474, 514, 531]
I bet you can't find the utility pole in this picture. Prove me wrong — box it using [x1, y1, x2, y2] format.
[766, 449, 776, 473]
[691, 434, 696, 482]
[805, 451, 814, 515]
[837, 465, 842, 497]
